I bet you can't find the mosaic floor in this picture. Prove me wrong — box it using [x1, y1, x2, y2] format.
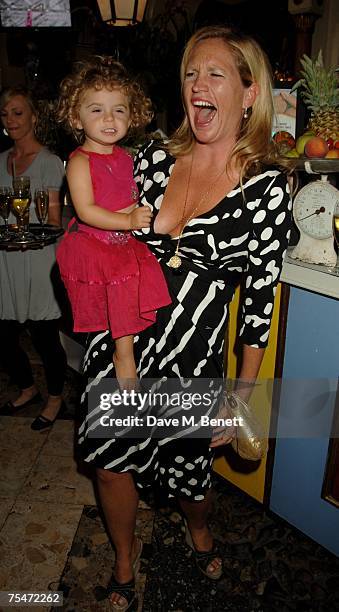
[1, 332, 339, 611]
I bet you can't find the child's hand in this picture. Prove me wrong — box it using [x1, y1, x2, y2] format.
[129, 206, 152, 229]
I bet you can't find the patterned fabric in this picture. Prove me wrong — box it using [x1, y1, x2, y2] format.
[78, 141, 292, 500]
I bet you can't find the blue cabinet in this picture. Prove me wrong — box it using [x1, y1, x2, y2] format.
[270, 285, 339, 556]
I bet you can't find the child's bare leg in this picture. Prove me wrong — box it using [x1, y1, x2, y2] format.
[113, 335, 137, 388]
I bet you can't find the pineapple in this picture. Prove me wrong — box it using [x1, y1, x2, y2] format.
[292, 51, 338, 141]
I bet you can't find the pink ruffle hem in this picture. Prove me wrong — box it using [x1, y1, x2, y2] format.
[56, 231, 171, 338]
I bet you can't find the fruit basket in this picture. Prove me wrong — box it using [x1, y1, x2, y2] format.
[281, 51, 339, 166]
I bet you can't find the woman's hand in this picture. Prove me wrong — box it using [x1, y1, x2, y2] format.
[209, 426, 235, 448]
[209, 400, 236, 448]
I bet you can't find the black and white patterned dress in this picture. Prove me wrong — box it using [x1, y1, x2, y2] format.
[78, 141, 292, 500]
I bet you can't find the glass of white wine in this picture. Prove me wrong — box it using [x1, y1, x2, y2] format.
[333, 200, 339, 275]
[35, 188, 49, 237]
[0, 186, 13, 242]
[13, 176, 31, 233]
[11, 186, 31, 241]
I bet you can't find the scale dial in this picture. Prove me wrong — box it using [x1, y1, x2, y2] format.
[291, 178, 339, 266]
[293, 180, 338, 238]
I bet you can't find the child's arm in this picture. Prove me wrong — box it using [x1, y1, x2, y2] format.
[67, 153, 151, 230]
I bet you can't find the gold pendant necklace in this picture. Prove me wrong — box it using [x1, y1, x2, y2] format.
[168, 252, 183, 269]
[168, 153, 194, 270]
[167, 154, 226, 270]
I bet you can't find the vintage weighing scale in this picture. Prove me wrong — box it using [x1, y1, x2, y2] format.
[289, 159, 339, 267]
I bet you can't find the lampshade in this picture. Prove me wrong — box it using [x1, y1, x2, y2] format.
[97, 0, 148, 26]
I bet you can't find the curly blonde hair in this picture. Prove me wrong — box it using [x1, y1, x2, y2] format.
[168, 26, 290, 178]
[57, 56, 153, 142]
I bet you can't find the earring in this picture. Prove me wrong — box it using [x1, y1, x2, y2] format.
[243, 107, 249, 119]
[3, 128, 8, 136]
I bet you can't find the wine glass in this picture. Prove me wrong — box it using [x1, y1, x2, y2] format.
[13, 176, 31, 230]
[0, 186, 13, 242]
[333, 200, 339, 274]
[34, 188, 49, 237]
[11, 186, 31, 241]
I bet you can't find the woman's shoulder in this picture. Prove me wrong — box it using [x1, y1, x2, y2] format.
[35, 148, 65, 188]
[242, 165, 291, 215]
[37, 147, 64, 166]
[243, 164, 288, 190]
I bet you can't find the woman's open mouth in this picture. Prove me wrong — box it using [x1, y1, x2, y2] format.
[192, 100, 217, 128]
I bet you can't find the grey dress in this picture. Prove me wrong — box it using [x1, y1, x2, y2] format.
[0, 148, 65, 322]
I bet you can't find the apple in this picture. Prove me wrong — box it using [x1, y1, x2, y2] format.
[326, 138, 334, 149]
[304, 136, 329, 158]
[325, 149, 339, 159]
[295, 131, 315, 156]
[335, 141, 339, 150]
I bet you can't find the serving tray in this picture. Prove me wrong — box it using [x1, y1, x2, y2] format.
[0, 223, 64, 250]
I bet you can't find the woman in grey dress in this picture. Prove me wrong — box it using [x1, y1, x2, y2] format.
[0, 87, 67, 429]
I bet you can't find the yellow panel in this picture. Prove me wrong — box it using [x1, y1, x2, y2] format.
[213, 284, 282, 502]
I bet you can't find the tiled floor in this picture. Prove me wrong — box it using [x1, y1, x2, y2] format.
[1, 333, 339, 611]
[0, 332, 87, 611]
[0, 416, 86, 604]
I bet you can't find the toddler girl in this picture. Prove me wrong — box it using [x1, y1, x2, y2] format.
[56, 57, 171, 385]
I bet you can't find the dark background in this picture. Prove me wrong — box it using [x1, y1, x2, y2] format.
[0, 0, 297, 156]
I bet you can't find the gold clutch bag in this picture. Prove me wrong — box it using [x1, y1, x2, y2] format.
[222, 391, 268, 461]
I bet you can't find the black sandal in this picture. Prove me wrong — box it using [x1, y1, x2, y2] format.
[106, 576, 137, 611]
[185, 523, 223, 581]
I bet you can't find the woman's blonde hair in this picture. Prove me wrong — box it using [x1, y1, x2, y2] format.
[168, 26, 287, 178]
[0, 86, 37, 116]
[0, 87, 41, 141]
[57, 56, 153, 142]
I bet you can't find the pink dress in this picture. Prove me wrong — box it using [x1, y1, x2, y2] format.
[56, 146, 171, 338]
